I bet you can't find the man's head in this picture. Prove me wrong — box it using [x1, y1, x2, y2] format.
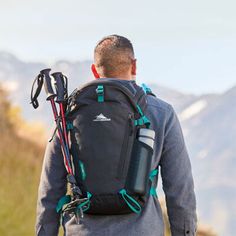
[91, 35, 136, 80]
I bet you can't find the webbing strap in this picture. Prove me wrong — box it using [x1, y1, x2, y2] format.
[96, 85, 104, 102]
[149, 169, 158, 197]
[135, 104, 151, 128]
[119, 189, 142, 214]
[134, 116, 150, 127]
[56, 195, 71, 213]
[136, 104, 144, 116]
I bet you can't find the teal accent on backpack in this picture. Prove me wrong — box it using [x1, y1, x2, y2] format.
[149, 169, 158, 181]
[56, 195, 71, 213]
[135, 104, 151, 128]
[66, 122, 74, 131]
[141, 83, 152, 94]
[134, 116, 150, 127]
[96, 85, 104, 102]
[79, 161, 86, 181]
[149, 169, 158, 197]
[136, 104, 144, 116]
[150, 186, 157, 197]
[119, 189, 142, 214]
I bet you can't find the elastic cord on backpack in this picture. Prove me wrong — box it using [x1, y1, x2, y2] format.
[76, 192, 92, 213]
[119, 189, 142, 214]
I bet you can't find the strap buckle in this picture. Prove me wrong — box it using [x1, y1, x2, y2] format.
[134, 116, 150, 127]
[96, 85, 104, 102]
[135, 104, 151, 128]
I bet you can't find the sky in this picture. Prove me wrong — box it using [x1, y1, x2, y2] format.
[0, 0, 236, 94]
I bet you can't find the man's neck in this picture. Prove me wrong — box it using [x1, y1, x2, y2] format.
[100, 75, 135, 81]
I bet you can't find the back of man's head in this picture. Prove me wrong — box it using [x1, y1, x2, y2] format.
[94, 35, 135, 79]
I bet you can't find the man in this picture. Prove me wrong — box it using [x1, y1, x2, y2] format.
[36, 35, 197, 236]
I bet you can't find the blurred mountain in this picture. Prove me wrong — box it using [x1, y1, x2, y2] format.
[150, 83, 198, 113]
[178, 86, 236, 236]
[0, 51, 93, 125]
[0, 51, 235, 235]
[151, 83, 235, 235]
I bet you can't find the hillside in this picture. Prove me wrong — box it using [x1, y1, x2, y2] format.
[0, 88, 44, 235]
[179, 86, 236, 235]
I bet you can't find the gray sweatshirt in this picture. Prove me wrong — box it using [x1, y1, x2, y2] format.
[36, 79, 197, 236]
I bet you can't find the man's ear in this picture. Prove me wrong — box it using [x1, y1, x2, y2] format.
[131, 59, 137, 76]
[91, 64, 100, 79]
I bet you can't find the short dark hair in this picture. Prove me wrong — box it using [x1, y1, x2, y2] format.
[94, 35, 135, 77]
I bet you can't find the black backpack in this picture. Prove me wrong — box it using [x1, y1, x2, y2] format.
[57, 79, 158, 216]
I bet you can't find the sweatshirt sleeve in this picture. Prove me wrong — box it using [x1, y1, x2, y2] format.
[35, 134, 67, 236]
[160, 105, 197, 236]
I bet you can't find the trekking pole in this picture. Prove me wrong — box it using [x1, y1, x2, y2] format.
[31, 69, 83, 200]
[40, 69, 73, 175]
[50, 72, 83, 197]
[51, 72, 70, 152]
[51, 72, 85, 198]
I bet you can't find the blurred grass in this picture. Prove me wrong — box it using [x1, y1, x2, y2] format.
[0, 131, 43, 235]
[0, 87, 44, 235]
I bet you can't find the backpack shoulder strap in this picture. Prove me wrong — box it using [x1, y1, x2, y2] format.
[141, 83, 156, 97]
[132, 82, 157, 112]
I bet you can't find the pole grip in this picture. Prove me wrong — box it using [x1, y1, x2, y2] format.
[51, 72, 66, 103]
[40, 68, 56, 100]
